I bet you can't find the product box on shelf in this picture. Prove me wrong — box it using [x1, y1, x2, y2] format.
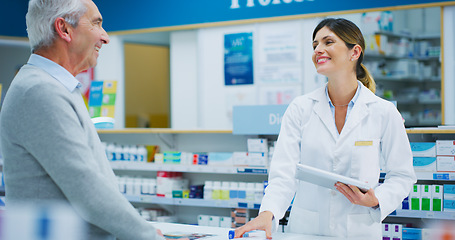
[437, 156, 455, 172]
[231, 208, 250, 228]
[410, 142, 436, 157]
[412, 157, 436, 172]
[247, 138, 268, 153]
[154, 153, 164, 164]
[410, 185, 421, 211]
[402, 228, 422, 240]
[247, 152, 268, 167]
[198, 215, 209, 226]
[421, 185, 431, 211]
[193, 152, 208, 165]
[233, 152, 248, 166]
[207, 152, 233, 166]
[391, 224, 402, 240]
[220, 216, 232, 228]
[163, 152, 182, 164]
[431, 185, 443, 211]
[443, 184, 455, 212]
[382, 223, 391, 240]
[208, 216, 220, 227]
[436, 140, 455, 156]
[146, 145, 160, 162]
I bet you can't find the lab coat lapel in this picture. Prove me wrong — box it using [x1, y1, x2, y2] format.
[340, 84, 377, 138]
[309, 88, 339, 141]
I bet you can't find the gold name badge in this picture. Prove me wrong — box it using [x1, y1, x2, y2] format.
[355, 141, 373, 146]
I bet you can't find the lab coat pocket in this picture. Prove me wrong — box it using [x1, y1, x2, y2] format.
[347, 213, 381, 238]
[288, 207, 319, 235]
[351, 139, 381, 184]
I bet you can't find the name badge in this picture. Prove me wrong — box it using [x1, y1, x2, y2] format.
[355, 141, 373, 146]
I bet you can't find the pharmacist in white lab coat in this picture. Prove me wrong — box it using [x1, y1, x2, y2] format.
[235, 18, 416, 239]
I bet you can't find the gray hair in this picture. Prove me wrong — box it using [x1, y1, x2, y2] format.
[26, 0, 87, 52]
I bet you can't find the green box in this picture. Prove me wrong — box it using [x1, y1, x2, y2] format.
[421, 198, 430, 211]
[411, 198, 420, 210]
[433, 199, 442, 211]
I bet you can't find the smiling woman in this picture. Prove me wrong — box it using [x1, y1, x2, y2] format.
[234, 18, 416, 239]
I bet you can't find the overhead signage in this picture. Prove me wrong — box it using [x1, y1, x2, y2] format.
[1, 0, 453, 37]
[233, 105, 288, 135]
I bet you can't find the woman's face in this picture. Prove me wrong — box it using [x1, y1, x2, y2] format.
[312, 26, 354, 77]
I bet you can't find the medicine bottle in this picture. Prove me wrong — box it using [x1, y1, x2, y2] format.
[204, 181, 213, 200]
[221, 181, 230, 200]
[246, 183, 255, 201]
[212, 181, 221, 200]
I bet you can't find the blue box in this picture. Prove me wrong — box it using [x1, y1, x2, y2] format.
[410, 142, 436, 157]
[402, 228, 421, 240]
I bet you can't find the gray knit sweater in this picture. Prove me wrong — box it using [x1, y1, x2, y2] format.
[0, 63, 159, 240]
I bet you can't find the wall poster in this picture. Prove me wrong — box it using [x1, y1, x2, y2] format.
[224, 32, 254, 86]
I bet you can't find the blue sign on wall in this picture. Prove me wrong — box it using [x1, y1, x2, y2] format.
[1, 0, 453, 37]
[224, 32, 254, 86]
[233, 105, 288, 135]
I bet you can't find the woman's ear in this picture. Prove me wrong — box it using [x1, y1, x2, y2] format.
[351, 44, 362, 61]
[54, 17, 72, 43]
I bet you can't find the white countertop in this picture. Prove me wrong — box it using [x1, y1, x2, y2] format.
[151, 222, 364, 240]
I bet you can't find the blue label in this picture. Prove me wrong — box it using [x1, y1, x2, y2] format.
[433, 173, 449, 180]
[413, 157, 436, 167]
[233, 105, 288, 135]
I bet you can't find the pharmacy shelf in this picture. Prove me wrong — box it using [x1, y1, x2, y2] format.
[98, 128, 233, 134]
[388, 210, 455, 220]
[125, 195, 262, 209]
[111, 161, 268, 175]
[380, 172, 455, 181]
[406, 128, 455, 134]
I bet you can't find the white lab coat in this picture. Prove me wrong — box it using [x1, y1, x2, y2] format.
[259, 82, 416, 239]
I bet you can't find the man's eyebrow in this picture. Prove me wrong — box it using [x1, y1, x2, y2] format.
[93, 17, 103, 23]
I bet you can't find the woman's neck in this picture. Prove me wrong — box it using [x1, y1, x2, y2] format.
[327, 75, 358, 106]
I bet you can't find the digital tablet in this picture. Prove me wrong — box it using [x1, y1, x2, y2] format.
[295, 164, 371, 193]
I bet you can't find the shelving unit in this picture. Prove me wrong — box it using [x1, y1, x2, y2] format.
[99, 128, 455, 225]
[110, 162, 268, 175]
[364, 31, 441, 127]
[98, 129, 267, 224]
[124, 195, 261, 210]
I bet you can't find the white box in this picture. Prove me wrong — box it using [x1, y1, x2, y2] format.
[247, 138, 268, 153]
[420, 185, 432, 211]
[391, 224, 402, 240]
[197, 215, 209, 226]
[219, 216, 232, 228]
[413, 157, 436, 172]
[410, 185, 421, 211]
[421, 228, 436, 240]
[437, 156, 455, 172]
[410, 142, 436, 157]
[233, 152, 248, 166]
[436, 140, 455, 156]
[382, 223, 391, 240]
[431, 185, 443, 211]
[247, 152, 268, 167]
[208, 216, 220, 227]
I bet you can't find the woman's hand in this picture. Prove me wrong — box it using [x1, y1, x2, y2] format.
[335, 182, 379, 208]
[234, 211, 274, 239]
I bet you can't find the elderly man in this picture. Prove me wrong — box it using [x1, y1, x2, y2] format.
[0, 0, 165, 239]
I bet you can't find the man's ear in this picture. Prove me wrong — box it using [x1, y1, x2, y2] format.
[54, 17, 72, 43]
